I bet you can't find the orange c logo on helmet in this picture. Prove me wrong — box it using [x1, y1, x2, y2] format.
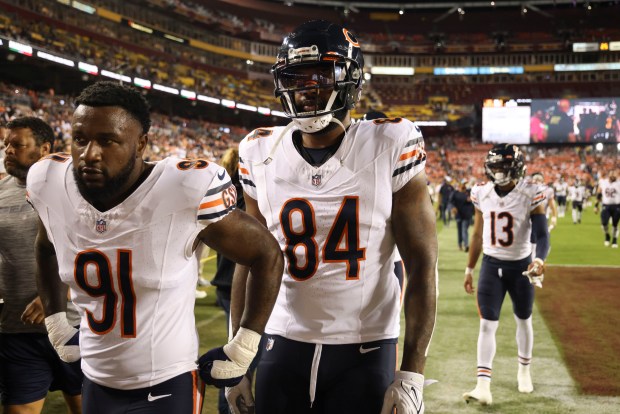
[342, 28, 360, 47]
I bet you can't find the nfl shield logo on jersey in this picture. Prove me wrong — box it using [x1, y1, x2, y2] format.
[95, 219, 107, 234]
[266, 337, 275, 351]
[312, 174, 322, 187]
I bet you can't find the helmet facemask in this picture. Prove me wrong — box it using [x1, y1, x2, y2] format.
[272, 45, 363, 133]
[486, 161, 515, 186]
[484, 144, 526, 186]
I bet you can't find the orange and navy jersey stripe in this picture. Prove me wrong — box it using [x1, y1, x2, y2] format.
[238, 157, 255, 188]
[531, 188, 546, 208]
[393, 136, 426, 178]
[197, 179, 236, 223]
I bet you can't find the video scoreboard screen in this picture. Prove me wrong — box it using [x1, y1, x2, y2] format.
[482, 98, 619, 144]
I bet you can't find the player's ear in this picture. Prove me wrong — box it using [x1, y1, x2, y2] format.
[39, 141, 52, 158]
[136, 133, 148, 157]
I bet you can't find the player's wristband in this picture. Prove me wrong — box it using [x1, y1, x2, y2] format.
[395, 370, 425, 386]
[223, 327, 261, 369]
[465, 267, 474, 275]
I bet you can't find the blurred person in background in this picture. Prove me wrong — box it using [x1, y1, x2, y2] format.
[568, 177, 586, 225]
[596, 170, 620, 247]
[530, 173, 557, 259]
[554, 176, 568, 218]
[451, 179, 475, 252]
[437, 176, 455, 226]
[1, 116, 83, 414]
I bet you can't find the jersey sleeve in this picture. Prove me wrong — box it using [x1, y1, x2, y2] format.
[238, 155, 257, 200]
[530, 184, 547, 211]
[196, 167, 236, 227]
[470, 185, 481, 210]
[238, 132, 259, 200]
[391, 120, 427, 192]
[25, 156, 69, 244]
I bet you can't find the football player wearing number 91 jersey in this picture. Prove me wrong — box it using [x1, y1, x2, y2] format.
[228, 20, 438, 414]
[26, 81, 284, 413]
[463, 144, 550, 406]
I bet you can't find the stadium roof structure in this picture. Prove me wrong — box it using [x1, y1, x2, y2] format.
[268, 0, 609, 11]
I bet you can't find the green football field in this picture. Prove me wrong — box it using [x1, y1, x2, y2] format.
[40, 203, 619, 413]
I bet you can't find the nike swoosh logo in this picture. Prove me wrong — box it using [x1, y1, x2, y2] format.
[147, 393, 172, 402]
[217, 169, 226, 180]
[359, 345, 380, 354]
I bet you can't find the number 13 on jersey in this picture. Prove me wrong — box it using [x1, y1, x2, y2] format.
[279, 197, 366, 281]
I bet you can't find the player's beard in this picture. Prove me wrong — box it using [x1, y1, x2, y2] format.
[73, 156, 136, 206]
[4, 154, 39, 181]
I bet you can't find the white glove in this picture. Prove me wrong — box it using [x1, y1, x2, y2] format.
[522, 258, 545, 288]
[225, 375, 255, 414]
[549, 216, 557, 231]
[45, 312, 80, 362]
[380, 371, 424, 414]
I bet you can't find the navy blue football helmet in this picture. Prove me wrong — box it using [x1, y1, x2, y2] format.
[272, 20, 364, 133]
[485, 144, 526, 186]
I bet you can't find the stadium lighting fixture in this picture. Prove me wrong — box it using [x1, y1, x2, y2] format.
[595, 143, 603, 152]
[399, 8, 404, 15]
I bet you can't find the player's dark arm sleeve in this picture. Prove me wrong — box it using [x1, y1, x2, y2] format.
[392, 171, 438, 373]
[35, 217, 68, 316]
[531, 213, 550, 260]
[199, 207, 283, 335]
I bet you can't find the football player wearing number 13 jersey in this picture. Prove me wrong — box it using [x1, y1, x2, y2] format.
[228, 20, 438, 414]
[26, 82, 284, 413]
[463, 144, 549, 406]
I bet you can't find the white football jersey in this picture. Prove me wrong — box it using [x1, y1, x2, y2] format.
[471, 180, 546, 261]
[544, 186, 555, 210]
[27, 155, 235, 389]
[569, 185, 585, 202]
[554, 181, 568, 197]
[239, 119, 426, 344]
[599, 179, 620, 205]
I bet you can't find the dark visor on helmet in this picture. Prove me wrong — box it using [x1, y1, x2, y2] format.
[276, 62, 343, 91]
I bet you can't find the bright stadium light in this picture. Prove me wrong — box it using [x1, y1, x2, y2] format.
[595, 143, 603, 152]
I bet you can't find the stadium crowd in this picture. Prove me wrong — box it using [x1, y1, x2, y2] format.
[1, 81, 617, 190]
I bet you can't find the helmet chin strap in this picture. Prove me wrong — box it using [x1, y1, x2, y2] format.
[259, 114, 350, 167]
[291, 88, 340, 133]
[329, 116, 347, 136]
[293, 113, 333, 133]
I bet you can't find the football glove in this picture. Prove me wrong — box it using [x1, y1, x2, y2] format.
[522, 258, 545, 288]
[199, 327, 260, 388]
[380, 371, 425, 414]
[225, 375, 255, 414]
[45, 312, 80, 362]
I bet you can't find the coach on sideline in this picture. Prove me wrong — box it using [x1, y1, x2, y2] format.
[0, 117, 83, 414]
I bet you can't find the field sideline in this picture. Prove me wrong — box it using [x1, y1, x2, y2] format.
[40, 204, 619, 413]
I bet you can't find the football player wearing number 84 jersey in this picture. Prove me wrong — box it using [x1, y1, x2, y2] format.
[228, 20, 438, 414]
[27, 81, 284, 413]
[463, 144, 550, 406]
